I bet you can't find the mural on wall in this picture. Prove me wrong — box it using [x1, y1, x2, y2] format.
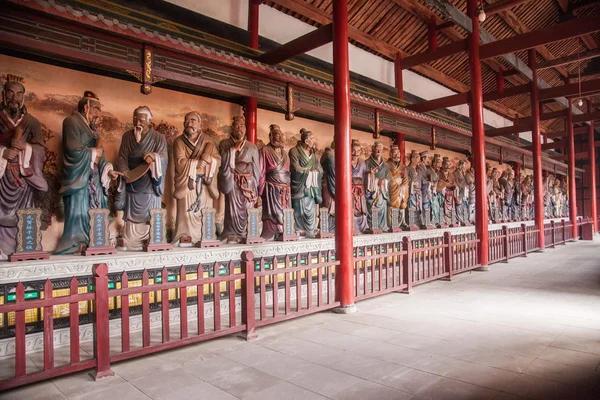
[0, 54, 569, 255]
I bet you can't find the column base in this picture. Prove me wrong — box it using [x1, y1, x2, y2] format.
[89, 369, 115, 381]
[475, 265, 490, 272]
[333, 304, 357, 314]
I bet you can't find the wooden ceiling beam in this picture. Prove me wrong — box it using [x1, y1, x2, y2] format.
[400, 39, 468, 69]
[538, 48, 600, 70]
[479, 16, 600, 60]
[485, 0, 535, 15]
[258, 23, 332, 65]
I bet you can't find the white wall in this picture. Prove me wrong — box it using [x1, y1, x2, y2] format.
[167, 0, 519, 133]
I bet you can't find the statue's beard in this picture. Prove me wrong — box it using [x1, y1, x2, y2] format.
[184, 127, 197, 136]
[231, 129, 244, 141]
[373, 154, 382, 162]
[5, 101, 21, 118]
[271, 140, 284, 148]
[134, 126, 143, 142]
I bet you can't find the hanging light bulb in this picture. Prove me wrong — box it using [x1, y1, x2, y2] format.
[477, 6, 486, 22]
[577, 98, 583, 107]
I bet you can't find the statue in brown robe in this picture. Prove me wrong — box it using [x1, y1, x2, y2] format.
[0, 77, 48, 258]
[351, 139, 368, 234]
[259, 124, 291, 240]
[386, 146, 408, 228]
[438, 157, 455, 226]
[218, 116, 260, 243]
[172, 112, 220, 246]
[320, 141, 335, 233]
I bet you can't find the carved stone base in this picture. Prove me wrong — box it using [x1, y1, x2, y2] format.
[390, 227, 403, 233]
[438, 224, 448, 229]
[317, 231, 334, 239]
[197, 240, 221, 248]
[367, 229, 383, 234]
[84, 246, 117, 257]
[144, 243, 173, 252]
[404, 225, 420, 231]
[420, 225, 434, 230]
[179, 236, 194, 248]
[9, 251, 50, 262]
[278, 234, 300, 242]
[242, 237, 265, 244]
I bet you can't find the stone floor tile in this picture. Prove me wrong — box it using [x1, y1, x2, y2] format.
[492, 392, 530, 400]
[466, 349, 535, 373]
[445, 362, 520, 391]
[0, 381, 66, 400]
[551, 335, 600, 355]
[129, 370, 204, 398]
[110, 354, 179, 381]
[51, 371, 126, 398]
[349, 325, 399, 341]
[242, 382, 326, 400]
[503, 374, 582, 400]
[370, 366, 443, 395]
[415, 376, 499, 400]
[409, 353, 471, 376]
[69, 381, 150, 400]
[320, 352, 405, 380]
[538, 346, 600, 370]
[257, 336, 345, 365]
[288, 365, 363, 397]
[385, 332, 442, 350]
[562, 326, 600, 341]
[205, 366, 282, 398]
[522, 358, 600, 388]
[331, 380, 413, 400]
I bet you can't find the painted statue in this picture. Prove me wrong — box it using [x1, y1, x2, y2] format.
[172, 111, 220, 246]
[520, 175, 532, 220]
[259, 124, 291, 240]
[499, 167, 515, 221]
[561, 179, 569, 217]
[438, 156, 455, 226]
[544, 174, 554, 218]
[453, 160, 469, 225]
[406, 150, 422, 229]
[465, 162, 476, 224]
[289, 128, 322, 238]
[0, 75, 48, 258]
[552, 178, 562, 217]
[351, 139, 369, 234]
[417, 151, 433, 228]
[218, 116, 260, 243]
[490, 167, 501, 222]
[485, 163, 494, 223]
[320, 141, 335, 233]
[429, 154, 442, 227]
[55, 91, 121, 254]
[513, 173, 522, 221]
[365, 141, 390, 231]
[387, 146, 408, 228]
[115, 106, 168, 250]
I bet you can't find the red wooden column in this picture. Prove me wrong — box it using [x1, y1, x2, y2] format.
[245, 0, 259, 143]
[567, 100, 578, 238]
[587, 99, 598, 233]
[395, 132, 406, 164]
[528, 49, 545, 249]
[467, 0, 489, 268]
[332, 0, 355, 311]
[394, 53, 404, 100]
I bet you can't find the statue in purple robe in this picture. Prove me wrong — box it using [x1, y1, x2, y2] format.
[351, 139, 368, 234]
[289, 128, 322, 238]
[320, 141, 335, 233]
[218, 116, 260, 243]
[259, 124, 291, 240]
[55, 91, 121, 254]
[0, 76, 48, 258]
[115, 106, 168, 250]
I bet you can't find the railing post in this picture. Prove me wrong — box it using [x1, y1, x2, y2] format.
[551, 221, 555, 247]
[241, 251, 258, 340]
[522, 224, 527, 257]
[443, 232, 453, 281]
[562, 220, 566, 244]
[90, 263, 114, 380]
[502, 225, 509, 262]
[401, 236, 412, 293]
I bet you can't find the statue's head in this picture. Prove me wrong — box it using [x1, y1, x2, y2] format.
[2, 76, 26, 118]
[442, 156, 451, 170]
[409, 150, 419, 165]
[184, 111, 201, 136]
[300, 128, 316, 150]
[389, 146, 401, 163]
[486, 162, 492, 176]
[371, 141, 384, 161]
[231, 116, 246, 141]
[269, 124, 284, 148]
[133, 106, 152, 137]
[432, 154, 442, 170]
[351, 139, 362, 161]
[330, 140, 335, 150]
[457, 160, 466, 172]
[78, 91, 101, 125]
[419, 151, 428, 165]
[492, 168, 499, 179]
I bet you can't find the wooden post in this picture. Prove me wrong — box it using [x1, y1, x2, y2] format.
[503, 225, 509, 262]
[588, 100, 598, 233]
[402, 236, 413, 293]
[522, 224, 528, 257]
[468, 0, 489, 268]
[395, 53, 404, 100]
[333, 0, 355, 311]
[567, 101, 578, 239]
[443, 232, 453, 281]
[551, 220, 556, 247]
[90, 263, 114, 380]
[245, 0, 259, 143]
[241, 251, 258, 340]
[529, 49, 545, 250]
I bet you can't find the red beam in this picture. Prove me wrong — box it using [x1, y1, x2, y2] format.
[553, 152, 589, 161]
[401, 39, 468, 70]
[428, 17, 438, 52]
[540, 110, 567, 120]
[258, 23, 333, 65]
[525, 141, 566, 151]
[568, 101, 578, 238]
[436, 21, 455, 31]
[395, 53, 404, 100]
[529, 48, 545, 249]
[485, 0, 534, 15]
[545, 126, 589, 139]
[538, 78, 600, 101]
[246, 0, 260, 144]
[538, 48, 600, 70]
[573, 110, 600, 124]
[588, 100, 598, 231]
[480, 16, 600, 60]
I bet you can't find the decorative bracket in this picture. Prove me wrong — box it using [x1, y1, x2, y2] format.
[369, 109, 381, 139]
[277, 83, 299, 121]
[430, 126, 437, 150]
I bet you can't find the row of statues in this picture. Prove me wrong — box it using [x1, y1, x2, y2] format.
[0, 77, 572, 257]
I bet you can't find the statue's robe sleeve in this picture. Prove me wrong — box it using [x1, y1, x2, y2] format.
[59, 114, 97, 196]
[173, 136, 192, 201]
[323, 149, 335, 198]
[218, 138, 234, 195]
[11, 115, 48, 192]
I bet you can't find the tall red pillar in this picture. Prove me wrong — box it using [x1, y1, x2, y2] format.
[588, 100, 597, 232]
[245, 0, 259, 143]
[528, 49, 545, 249]
[394, 54, 404, 101]
[567, 101, 578, 238]
[395, 132, 406, 164]
[467, 0, 488, 267]
[332, 0, 354, 311]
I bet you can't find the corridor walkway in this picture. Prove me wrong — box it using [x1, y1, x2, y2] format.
[3, 240, 600, 400]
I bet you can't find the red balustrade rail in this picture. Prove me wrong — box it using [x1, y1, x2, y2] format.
[0, 223, 582, 391]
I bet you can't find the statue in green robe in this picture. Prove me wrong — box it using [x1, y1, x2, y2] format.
[55, 92, 121, 255]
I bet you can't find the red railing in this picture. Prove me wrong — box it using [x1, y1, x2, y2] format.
[0, 223, 580, 391]
[544, 222, 555, 248]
